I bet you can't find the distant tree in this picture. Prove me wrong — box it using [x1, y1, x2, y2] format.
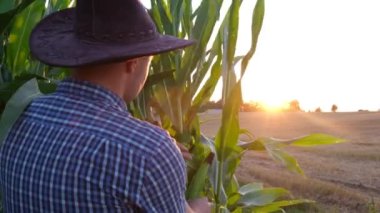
[199, 100, 223, 111]
[358, 109, 369, 113]
[331, 104, 338, 112]
[315, 107, 322, 113]
[240, 102, 262, 112]
[287, 99, 302, 112]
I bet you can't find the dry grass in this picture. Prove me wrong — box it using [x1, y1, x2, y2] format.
[200, 111, 380, 212]
[237, 153, 369, 212]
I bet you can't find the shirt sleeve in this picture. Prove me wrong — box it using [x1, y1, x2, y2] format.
[138, 137, 187, 213]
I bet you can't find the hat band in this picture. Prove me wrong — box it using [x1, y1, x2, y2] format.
[76, 29, 159, 44]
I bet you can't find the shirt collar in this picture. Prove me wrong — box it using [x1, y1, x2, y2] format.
[57, 78, 127, 111]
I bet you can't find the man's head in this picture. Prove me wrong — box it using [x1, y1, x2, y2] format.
[73, 56, 152, 102]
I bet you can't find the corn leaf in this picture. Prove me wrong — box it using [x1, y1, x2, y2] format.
[263, 140, 304, 175]
[181, 0, 192, 36]
[186, 162, 209, 199]
[239, 183, 264, 195]
[145, 70, 175, 87]
[169, 0, 183, 37]
[251, 199, 315, 213]
[215, 82, 242, 161]
[209, 157, 228, 205]
[50, 0, 74, 11]
[240, 0, 265, 78]
[238, 188, 289, 207]
[0, 0, 16, 13]
[155, 0, 173, 34]
[0, 73, 55, 103]
[290, 133, 345, 147]
[6, 0, 45, 75]
[0, 78, 42, 144]
[238, 139, 266, 151]
[0, 0, 36, 34]
[149, 0, 165, 33]
[178, 0, 222, 84]
[213, 82, 242, 208]
[225, 0, 240, 69]
[186, 56, 222, 127]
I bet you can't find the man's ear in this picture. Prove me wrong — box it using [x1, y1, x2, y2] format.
[125, 59, 138, 74]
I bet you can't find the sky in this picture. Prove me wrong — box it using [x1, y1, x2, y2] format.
[142, 0, 380, 112]
[236, 0, 380, 112]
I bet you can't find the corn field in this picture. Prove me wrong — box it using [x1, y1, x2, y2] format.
[0, 0, 344, 212]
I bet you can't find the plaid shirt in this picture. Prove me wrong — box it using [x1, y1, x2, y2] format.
[0, 79, 187, 212]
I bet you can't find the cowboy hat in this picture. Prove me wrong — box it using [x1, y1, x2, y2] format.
[29, 0, 194, 67]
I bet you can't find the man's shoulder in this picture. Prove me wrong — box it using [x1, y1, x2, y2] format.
[28, 93, 175, 155]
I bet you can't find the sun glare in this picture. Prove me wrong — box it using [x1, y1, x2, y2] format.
[260, 99, 286, 112]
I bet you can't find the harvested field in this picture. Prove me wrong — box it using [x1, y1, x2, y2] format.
[200, 111, 380, 212]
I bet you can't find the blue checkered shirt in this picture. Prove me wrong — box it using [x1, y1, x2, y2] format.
[0, 79, 187, 212]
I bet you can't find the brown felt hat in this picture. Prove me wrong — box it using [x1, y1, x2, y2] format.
[29, 0, 195, 67]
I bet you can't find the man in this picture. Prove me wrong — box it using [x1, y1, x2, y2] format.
[0, 0, 209, 212]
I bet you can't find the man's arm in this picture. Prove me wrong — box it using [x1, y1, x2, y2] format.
[138, 136, 188, 212]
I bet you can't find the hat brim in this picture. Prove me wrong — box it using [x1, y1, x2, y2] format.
[30, 8, 195, 67]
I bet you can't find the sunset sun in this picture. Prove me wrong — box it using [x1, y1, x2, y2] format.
[256, 97, 287, 112]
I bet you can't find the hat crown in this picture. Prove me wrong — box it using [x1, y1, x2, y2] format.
[75, 0, 157, 42]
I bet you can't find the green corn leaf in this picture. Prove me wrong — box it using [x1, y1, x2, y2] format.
[149, 0, 165, 33]
[178, 0, 222, 84]
[227, 193, 241, 210]
[191, 57, 222, 108]
[0, 65, 13, 84]
[181, 0, 192, 36]
[0, 73, 55, 103]
[240, 0, 265, 78]
[186, 162, 209, 199]
[0, 0, 16, 14]
[200, 134, 216, 153]
[219, 206, 231, 213]
[215, 82, 242, 161]
[0, 0, 36, 34]
[190, 30, 222, 97]
[186, 56, 222, 127]
[0, 78, 42, 144]
[239, 183, 264, 195]
[251, 199, 314, 213]
[156, 0, 173, 34]
[169, 0, 183, 37]
[238, 139, 266, 151]
[259, 134, 345, 146]
[213, 82, 243, 208]
[290, 133, 345, 147]
[153, 84, 180, 130]
[145, 70, 175, 87]
[238, 188, 289, 207]
[263, 140, 304, 175]
[50, 0, 74, 11]
[226, 0, 240, 69]
[6, 0, 45, 75]
[231, 209, 242, 213]
[239, 129, 255, 142]
[209, 157, 228, 205]
[223, 154, 242, 195]
[221, 0, 242, 100]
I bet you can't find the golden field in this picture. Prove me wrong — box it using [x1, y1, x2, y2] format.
[201, 111, 380, 212]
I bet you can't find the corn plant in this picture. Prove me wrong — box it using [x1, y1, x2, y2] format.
[0, 0, 346, 212]
[129, 0, 345, 212]
[0, 0, 72, 112]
